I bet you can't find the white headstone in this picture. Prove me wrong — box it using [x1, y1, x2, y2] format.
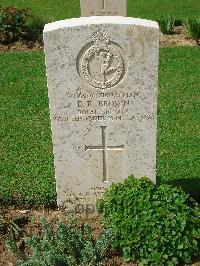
[80, 0, 127, 16]
[43, 16, 159, 211]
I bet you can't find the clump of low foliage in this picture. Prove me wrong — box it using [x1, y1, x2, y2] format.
[0, 215, 27, 240]
[0, 6, 29, 43]
[25, 14, 45, 42]
[6, 217, 113, 266]
[174, 19, 182, 26]
[0, 6, 45, 43]
[186, 18, 200, 45]
[157, 16, 175, 34]
[97, 176, 200, 265]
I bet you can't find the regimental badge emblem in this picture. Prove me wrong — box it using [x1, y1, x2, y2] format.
[77, 31, 127, 90]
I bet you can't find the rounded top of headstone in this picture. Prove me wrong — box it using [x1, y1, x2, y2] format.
[43, 16, 159, 33]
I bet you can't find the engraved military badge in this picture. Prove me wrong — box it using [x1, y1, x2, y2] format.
[77, 31, 127, 90]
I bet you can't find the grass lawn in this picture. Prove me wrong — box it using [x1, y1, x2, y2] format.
[1, 0, 200, 22]
[0, 47, 199, 206]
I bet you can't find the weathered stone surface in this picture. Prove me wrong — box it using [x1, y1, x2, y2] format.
[43, 16, 159, 210]
[192, 262, 200, 266]
[80, 0, 127, 16]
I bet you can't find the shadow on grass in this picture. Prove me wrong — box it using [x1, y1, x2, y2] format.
[166, 178, 200, 203]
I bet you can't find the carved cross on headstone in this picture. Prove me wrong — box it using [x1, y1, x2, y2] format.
[85, 126, 125, 182]
[101, 0, 106, 12]
[80, 0, 127, 17]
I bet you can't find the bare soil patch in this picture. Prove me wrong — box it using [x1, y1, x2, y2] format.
[0, 41, 43, 53]
[0, 206, 137, 266]
[1, 207, 198, 265]
[160, 26, 196, 47]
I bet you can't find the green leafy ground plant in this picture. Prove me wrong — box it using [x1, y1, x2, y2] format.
[157, 16, 175, 34]
[0, 6, 45, 43]
[7, 217, 113, 266]
[98, 176, 200, 265]
[186, 18, 200, 45]
[0, 6, 30, 43]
